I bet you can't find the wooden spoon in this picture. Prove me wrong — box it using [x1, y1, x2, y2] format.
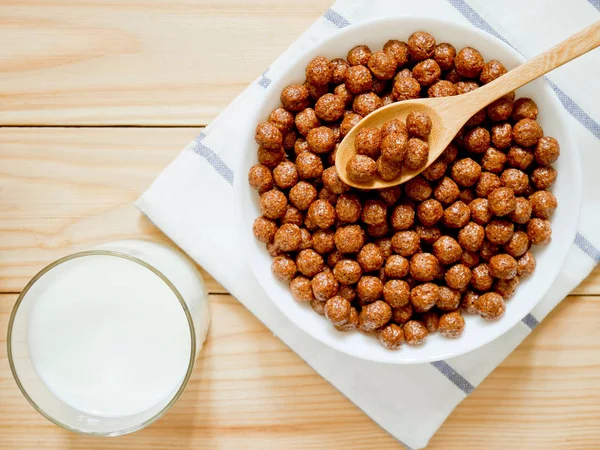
[336, 21, 600, 189]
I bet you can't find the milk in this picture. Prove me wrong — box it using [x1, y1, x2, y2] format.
[24, 240, 209, 422]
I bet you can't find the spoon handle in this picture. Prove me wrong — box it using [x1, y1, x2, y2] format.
[466, 20, 600, 113]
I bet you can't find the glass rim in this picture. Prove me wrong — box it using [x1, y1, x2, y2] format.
[6, 249, 197, 437]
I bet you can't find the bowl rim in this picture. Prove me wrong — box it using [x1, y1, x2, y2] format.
[234, 15, 583, 364]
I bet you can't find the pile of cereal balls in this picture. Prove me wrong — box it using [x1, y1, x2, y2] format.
[346, 110, 432, 183]
[248, 31, 559, 350]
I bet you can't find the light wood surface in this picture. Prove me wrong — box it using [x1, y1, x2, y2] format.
[1, 4, 599, 449]
[338, 20, 600, 189]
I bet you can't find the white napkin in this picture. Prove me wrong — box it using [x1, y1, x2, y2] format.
[137, 1, 600, 447]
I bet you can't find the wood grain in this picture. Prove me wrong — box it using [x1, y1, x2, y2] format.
[2, 293, 600, 449]
[0, 127, 225, 293]
[0, 0, 332, 126]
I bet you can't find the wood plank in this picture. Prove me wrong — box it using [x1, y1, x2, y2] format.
[0, 0, 331, 126]
[2, 293, 600, 449]
[0, 127, 226, 293]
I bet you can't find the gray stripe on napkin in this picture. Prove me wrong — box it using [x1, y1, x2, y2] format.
[191, 134, 234, 185]
[522, 313, 540, 329]
[588, 0, 600, 12]
[258, 70, 272, 89]
[430, 360, 475, 394]
[575, 232, 600, 263]
[324, 8, 351, 28]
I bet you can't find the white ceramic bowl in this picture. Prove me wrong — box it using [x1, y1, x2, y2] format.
[235, 17, 582, 364]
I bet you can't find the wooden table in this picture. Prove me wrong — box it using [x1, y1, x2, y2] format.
[1, 2, 599, 448]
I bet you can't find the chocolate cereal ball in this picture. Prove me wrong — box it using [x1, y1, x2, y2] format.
[272, 160, 298, 189]
[290, 276, 315, 302]
[513, 119, 543, 147]
[420, 311, 439, 332]
[324, 296, 352, 326]
[272, 256, 297, 282]
[417, 199, 444, 227]
[353, 92, 382, 116]
[378, 186, 402, 206]
[289, 181, 317, 210]
[335, 225, 366, 253]
[404, 138, 430, 170]
[358, 300, 392, 332]
[415, 225, 442, 245]
[294, 138, 310, 156]
[347, 45, 372, 66]
[485, 219, 514, 245]
[312, 229, 335, 254]
[248, 164, 274, 193]
[253, 216, 277, 243]
[476, 172, 502, 198]
[518, 251, 536, 277]
[334, 83, 354, 108]
[257, 145, 285, 168]
[488, 187, 516, 216]
[307, 199, 335, 229]
[471, 263, 494, 291]
[260, 189, 287, 219]
[296, 151, 323, 180]
[527, 218, 552, 245]
[411, 283, 439, 312]
[380, 132, 409, 164]
[282, 206, 304, 227]
[464, 127, 491, 154]
[469, 198, 492, 225]
[481, 148, 506, 174]
[392, 74, 421, 101]
[377, 157, 403, 181]
[443, 201, 471, 228]
[310, 299, 326, 315]
[376, 238, 393, 259]
[438, 311, 465, 338]
[391, 204, 415, 230]
[295, 108, 321, 137]
[461, 290, 479, 314]
[312, 270, 339, 302]
[376, 324, 404, 350]
[333, 259, 362, 285]
[486, 93, 515, 122]
[336, 193, 362, 223]
[306, 56, 333, 86]
[322, 167, 349, 195]
[331, 58, 350, 84]
[480, 60, 507, 84]
[479, 240, 500, 262]
[357, 276, 384, 303]
[384, 255, 409, 280]
[451, 158, 482, 187]
[383, 39, 409, 67]
[355, 127, 382, 159]
[410, 253, 440, 282]
[281, 84, 310, 112]
[512, 98, 539, 121]
[327, 249, 343, 267]
[357, 243, 384, 272]
[368, 50, 397, 80]
[458, 221, 485, 252]
[346, 154, 377, 183]
[531, 166, 557, 190]
[304, 81, 328, 102]
[508, 197, 532, 224]
[406, 111, 433, 139]
[405, 176, 433, 201]
[489, 254, 518, 279]
[412, 59, 441, 86]
[314, 94, 345, 122]
[507, 146, 534, 171]
[433, 236, 463, 265]
[491, 123, 513, 149]
[345, 65, 373, 94]
[423, 160, 448, 182]
[282, 130, 298, 151]
[455, 47, 485, 78]
[446, 264, 472, 290]
[295, 249, 323, 278]
[383, 279, 411, 308]
[434, 42, 456, 70]
[434, 176, 460, 205]
[381, 119, 407, 138]
[461, 250, 480, 268]
[501, 168, 529, 195]
[475, 292, 505, 319]
[494, 276, 519, 299]
[268, 107, 295, 133]
[436, 286, 461, 311]
[428, 80, 458, 97]
[407, 31, 436, 61]
[403, 320, 429, 345]
[272, 224, 301, 252]
[535, 136, 560, 166]
[392, 303, 414, 324]
[255, 122, 283, 150]
[391, 231, 421, 257]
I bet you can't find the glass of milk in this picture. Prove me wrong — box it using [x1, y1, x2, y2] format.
[7, 239, 210, 436]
